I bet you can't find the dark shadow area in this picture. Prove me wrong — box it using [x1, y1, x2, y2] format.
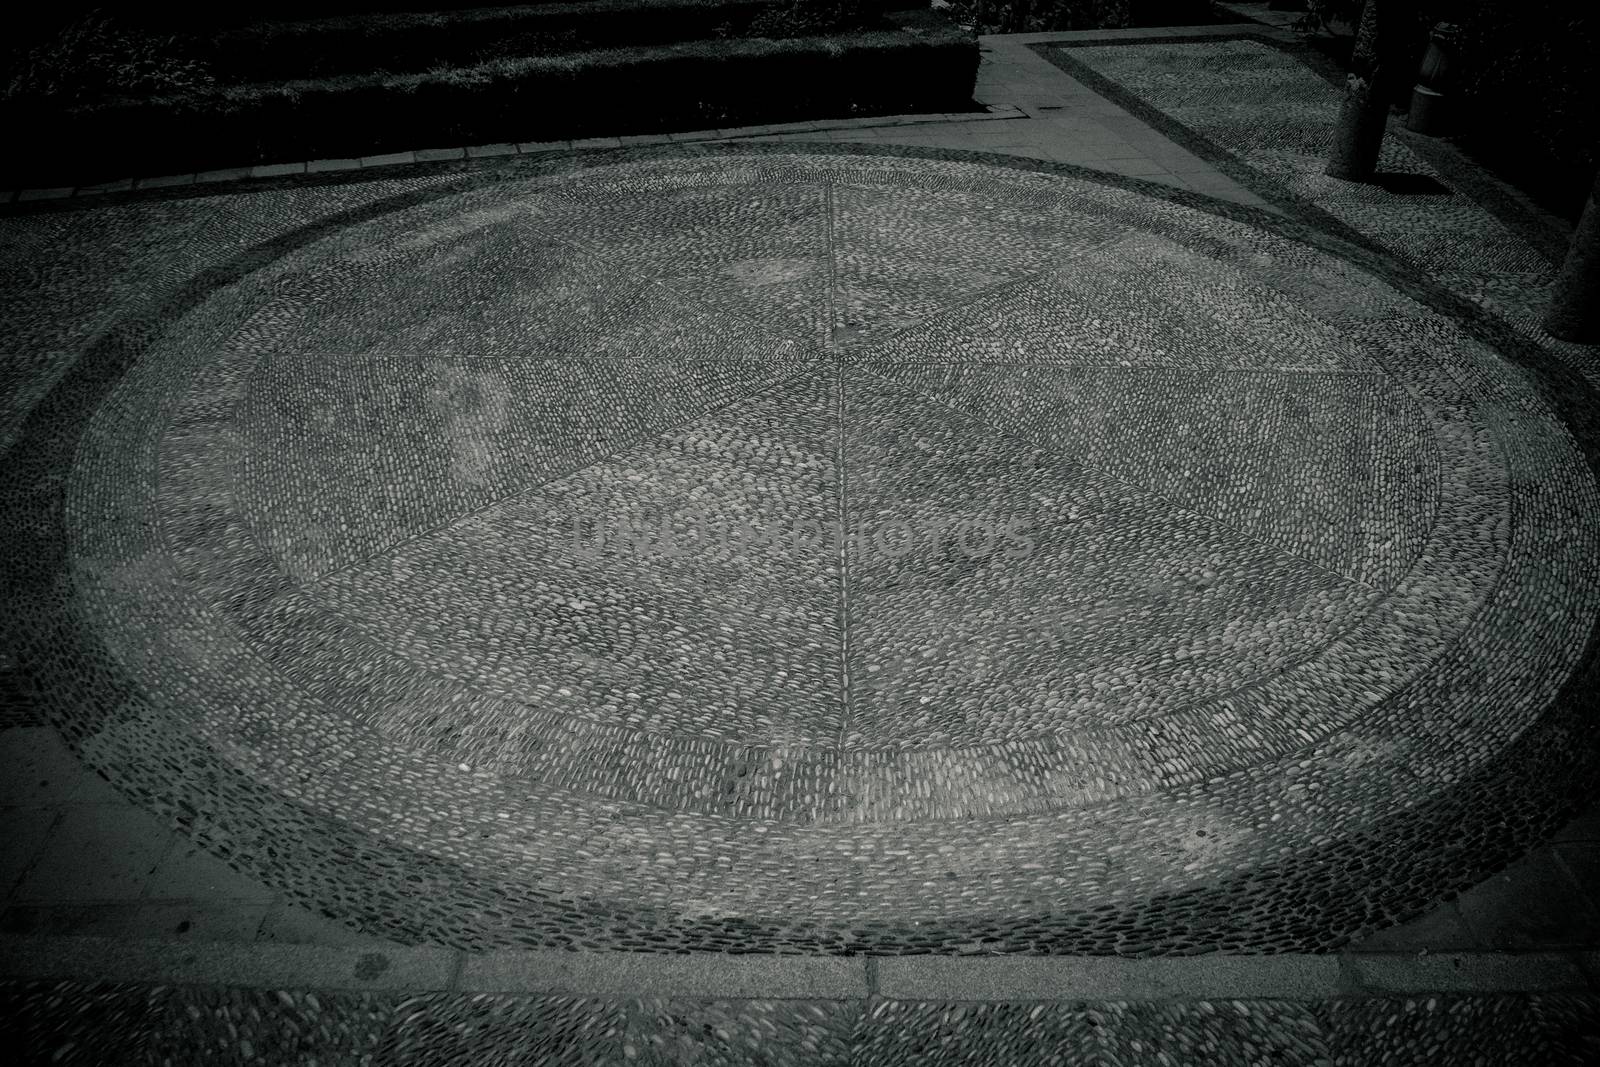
[952, 0, 1220, 33]
[1374, 172, 1451, 195]
[1, 2, 982, 187]
[1299, 29, 1353, 69]
[1130, 0, 1225, 26]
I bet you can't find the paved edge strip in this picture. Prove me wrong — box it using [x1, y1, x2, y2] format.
[876, 955, 1344, 1001]
[1, 937, 1593, 999]
[1030, 31, 1574, 267]
[460, 950, 868, 998]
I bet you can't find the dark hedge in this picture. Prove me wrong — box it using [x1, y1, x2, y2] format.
[1449, 0, 1598, 222]
[2, 27, 979, 187]
[200, 2, 803, 82]
[950, 0, 1217, 33]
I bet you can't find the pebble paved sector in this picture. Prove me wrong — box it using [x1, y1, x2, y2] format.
[6, 146, 1599, 954]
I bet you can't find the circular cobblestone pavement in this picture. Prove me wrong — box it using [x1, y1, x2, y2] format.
[5, 145, 1599, 953]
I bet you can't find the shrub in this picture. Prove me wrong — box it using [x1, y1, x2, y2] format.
[749, 0, 876, 38]
[2, 27, 979, 187]
[951, 0, 1132, 32]
[201, 1, 803, 82]
[4, 8, 213, 104]
[947, 0, 1215, 33]
[1450, 0, 1598, 220]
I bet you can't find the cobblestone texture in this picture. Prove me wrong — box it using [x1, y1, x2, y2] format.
[2, 143, 1598, 963]
[2, 981, 1596, 1066]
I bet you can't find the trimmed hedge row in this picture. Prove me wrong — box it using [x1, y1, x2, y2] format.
[198, 0, 846, 82]
[3, 28, 979, 187]
[134, 0, 905, 30]
[952, 0, 1216, 33]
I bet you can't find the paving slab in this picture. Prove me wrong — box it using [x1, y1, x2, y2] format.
[461, 950, 867, 998]
[143, 842, 279, 904]
[877, 955, 1342, 1001]
[134, 174, 195, 189]
[75, 178, 136, 195]
[0, 902, 146, 939]
[1556, 808, 1600, 843]
[255, 902, 407, 949]
[359, 151, 416, 167]
[1454, 852, 1600, 951]
[1347, 900, 1484, 954]
[12, 805, 171, 902]
[0, 808, 57, 891]
[0, 728, 104, 806]
[129, 900, 272, 943]
[248, 162, 304, 178]
[194, 166, 252, 184]
[1341, 952, 1590, 994]
[1556, 843, 1600, 903]
[465, 143, 518, 159]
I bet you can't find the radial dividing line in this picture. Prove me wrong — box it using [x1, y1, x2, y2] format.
[855, 362, 1376, 593]
[832, 368, 855, 751]
[850, 360, 1387, 374]
[826, 183, 857, 750]
[305, 364, 816, 587]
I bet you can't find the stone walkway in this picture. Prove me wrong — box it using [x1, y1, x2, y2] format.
[3, 17, 1599, 1066]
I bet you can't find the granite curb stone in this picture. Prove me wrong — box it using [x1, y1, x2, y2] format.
[460, 950, 869, 998]
[3, 936, 1593, 1001]
[0, 935, 458, 992]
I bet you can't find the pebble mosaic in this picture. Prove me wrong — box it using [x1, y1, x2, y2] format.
[2, 981, 1596, 1065]
[2, 143, 1598, 956]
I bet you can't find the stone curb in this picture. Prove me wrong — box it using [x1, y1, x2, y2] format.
[1, 938, 1593, 1000]
[1338, 952, 1592, 994]
[875, 955, 1343, 1001]
[461, 950, 867, 998]
[977, 22, 1279, 47]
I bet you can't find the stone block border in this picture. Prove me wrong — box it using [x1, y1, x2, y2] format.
[2, 936, 1596, 1000]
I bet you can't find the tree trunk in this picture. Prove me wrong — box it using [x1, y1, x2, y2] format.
[1326, 0, 1389, 182]
[1543, 167, 1600, 343]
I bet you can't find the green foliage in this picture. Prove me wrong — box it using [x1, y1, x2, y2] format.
[209, 1, 795, 83]
[948, 0, 1133, 33]
[2, 26, 979, 187]
[1291, 0, 1362, 34]
[3, 9, 213, 104]
[945, 0, 1215, 33]
[1451, 0, 1597, 218]
[7, 2, 894, 92]
[749, 0, 875, 38]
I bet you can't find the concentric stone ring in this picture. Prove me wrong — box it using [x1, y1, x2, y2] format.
[10, 146, 1599, 953]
